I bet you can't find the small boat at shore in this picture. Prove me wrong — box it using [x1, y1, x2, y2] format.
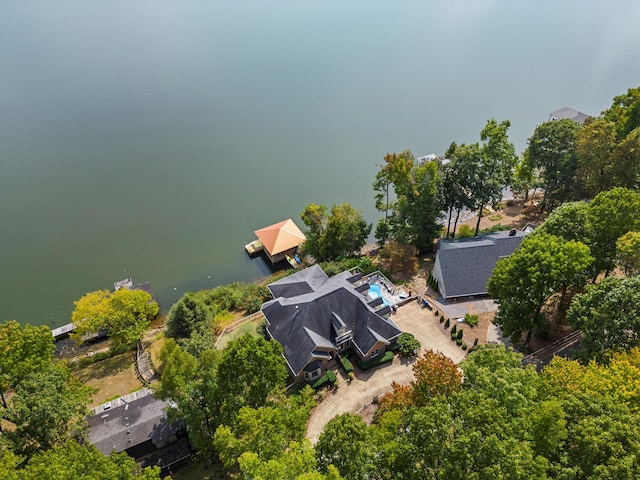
[285, 254, 298, 268]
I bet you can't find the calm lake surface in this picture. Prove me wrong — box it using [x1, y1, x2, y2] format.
[2, 1, 640, 327]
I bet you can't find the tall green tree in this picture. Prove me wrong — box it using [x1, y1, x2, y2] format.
[1, 440, 160, 480]
[70, 288, 159, 350]
[214, 387, 315, 470]
[0, 320, 55, 407]
[567, 276, 640, 360]
[373, 150, 441, 252]
[166, 292, 214, 341]
[617, 231, 640, 276]
[535, 201, 590, 243]
[1, 363, 93, 458]
[315, 414, 374, 480]
[525, 118, 581, 211]
[487, 234, 593, 346]
[301, 203, 371, 261]
[587, 187, 640, 275]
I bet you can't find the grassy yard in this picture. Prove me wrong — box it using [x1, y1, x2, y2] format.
[74, 351, 142, 408]
[215, 316, 264, 350]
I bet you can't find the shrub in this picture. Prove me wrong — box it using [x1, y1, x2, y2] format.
[451, 332, 457, 341]
[444, 318, 450, 329]
[355, 351, 395, 370]
[464, 313, 479, 327]
[456, 338, 463, 346]
[457, 329, 463, 340]
[397, 332, 421, 356]
[473, 338, 479, 347]
[311, 370, 337, 389]
[488, 214, 503, 222]
[457, 224, 475, 238]
[451, 324, 457, 335]
[462, 343, 468, 351]
[439, 316, 444, 324]
[340, 356, 354, 373]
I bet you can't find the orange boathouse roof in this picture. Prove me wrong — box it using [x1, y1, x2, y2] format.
[254, 219, 306, 256]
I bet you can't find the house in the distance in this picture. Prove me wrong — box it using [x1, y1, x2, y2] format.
[261, 265, 402, 382]
[432, 229, 529, 300]
[549, 107, 590, 124]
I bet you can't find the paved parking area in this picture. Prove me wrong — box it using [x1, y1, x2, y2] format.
[306, 299, 466, 443]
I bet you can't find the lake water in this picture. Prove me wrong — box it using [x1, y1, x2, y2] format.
[2, 0, 640, 327]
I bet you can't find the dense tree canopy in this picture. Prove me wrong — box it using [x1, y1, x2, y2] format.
[70, 288, 159, 350]
[488, 233, 593, 345]
[301, 203, 371, 261]
[155, 333, 288, 456]
[525, 118, 581, 211]
[373, 150, 441, 252]
[586, 187, 640, 275]
[568, 275, 640, 360]
[0, 440, 160, 479]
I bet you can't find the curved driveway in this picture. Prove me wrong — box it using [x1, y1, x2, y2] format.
[306, 300, 466, 443]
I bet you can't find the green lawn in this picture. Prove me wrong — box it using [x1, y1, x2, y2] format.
[215, 317, 264, 350]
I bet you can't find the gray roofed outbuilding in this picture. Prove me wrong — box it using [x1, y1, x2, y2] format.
[433, 230, 528, 299]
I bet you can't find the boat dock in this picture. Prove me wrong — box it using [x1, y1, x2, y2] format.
[244, 239, 263, 256]
[51, 322, 76, 340]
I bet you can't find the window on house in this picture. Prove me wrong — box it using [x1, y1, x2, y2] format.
[304, 368, 321, 380]
[371, 349, 379, 358]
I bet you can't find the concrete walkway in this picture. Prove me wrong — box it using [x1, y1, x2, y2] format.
[306, 300, 466, 443]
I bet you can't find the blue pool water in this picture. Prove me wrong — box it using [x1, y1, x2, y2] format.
[368, 284, 390, 307]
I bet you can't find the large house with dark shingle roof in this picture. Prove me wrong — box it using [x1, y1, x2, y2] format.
[432, 229, 529, 299]
[261, 265, 402, 382]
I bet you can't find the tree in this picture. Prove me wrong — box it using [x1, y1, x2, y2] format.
[535, 201, 590, 243]
[487, 234, 593, 346]
[216, 334, 288, 425]
[470, 119, 517, 235]
[411, 350, 462, 405]
[395, 332, 421, 357]
[373, 151, 441, 252]
[587, 187, 640, 275]
[460, 345, 540, 416]
[0, 440, 160, 479]
[438, 148, 476, 238]
[301, 203, 371, 261]
[2, 363, 94, 458]
[567, 276, 640, 359]
[214, 387, 315, 470]
[617, 231, 640, 276]
[166, 292, 214, 340]
[378, 240, 417, 276]
[315, 414, 374, 480]
[0, 320, 55, 408]
[70, 288, 159, 350]
[604, 85, 640, 139]
[238, 441, 343, 480]
[525, 119, 581, 211]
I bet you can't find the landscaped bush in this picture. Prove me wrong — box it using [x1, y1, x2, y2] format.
[439, 316, 444, 324]
[456, 338, 463, 346]
[456, 329, 464, 340]
[462, 343, 468, 351]
[340, 356, 354, 373]
[457, 224, 475, 238]
[464, 313, 479, 327]
[355, 351, 395, 370]
[451, 324, 457, 335]
[396, 332, 421, 356]
[451, 332, 457, 341]
[311, 370, 337, 389]
[488, 213, 503, 222]
[444, 318, 450, 329]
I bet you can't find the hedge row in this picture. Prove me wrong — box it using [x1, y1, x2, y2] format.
[355, 351, 395, 370]
[311, 370, 337, 389]
[340, 356, 354, 373]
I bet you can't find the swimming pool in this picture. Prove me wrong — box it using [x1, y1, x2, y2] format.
[368, 283, 391, 306]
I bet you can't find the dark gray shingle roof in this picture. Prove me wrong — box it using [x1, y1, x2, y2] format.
[262, 267, 401, 375]
[437, 230, 527, 298]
